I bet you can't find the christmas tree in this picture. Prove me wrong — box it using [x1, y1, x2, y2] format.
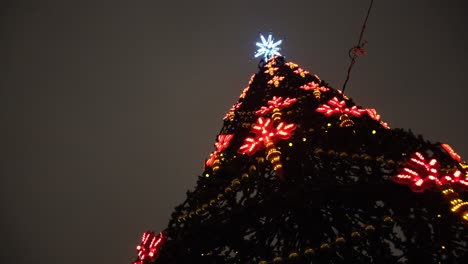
[131, 35, 468, 264]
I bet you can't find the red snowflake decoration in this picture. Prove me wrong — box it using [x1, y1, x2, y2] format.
[316, 97, 365, 127]
[393, 152, 468, 192]
[205, 134, 234, 169]
[255, 96, 297, 116]
[132, 231, 166, 264]
[224, 102, 242, 121]
[300, 81, 329, 99]
[268, 76, 285, 87]
[285, 62, 298, 69]
[238, 117, 296, 179]
[264, 67, 279, 76]
[365, 108, 390, 129]
[293, 68, 309, 78]
[316, 97, 365, 117]
[299, 81, 329, 92]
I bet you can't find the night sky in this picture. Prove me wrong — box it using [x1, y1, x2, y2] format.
[2, 1, 468, 263]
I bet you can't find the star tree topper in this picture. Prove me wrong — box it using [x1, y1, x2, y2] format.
[255, 33, 282, 62]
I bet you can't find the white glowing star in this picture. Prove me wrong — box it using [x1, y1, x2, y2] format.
[255, 33, 282, 61]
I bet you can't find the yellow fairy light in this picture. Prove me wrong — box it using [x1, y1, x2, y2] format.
[313, 88, 321, 99]
[372, 130, 376, 134]
[302, 137, 307, 142]
[271, 108, 282, 121]
[339, 114, 354, 127]
[451, 201, 468, 212]
[288, 142, 293, 147]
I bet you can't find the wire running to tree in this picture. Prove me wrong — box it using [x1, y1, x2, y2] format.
[342, 0, 375, 94]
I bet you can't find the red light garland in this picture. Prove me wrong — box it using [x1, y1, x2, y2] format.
[133, 231, 166, 264]
[238, 117, 296, 179]
[205, 134, 234, 172]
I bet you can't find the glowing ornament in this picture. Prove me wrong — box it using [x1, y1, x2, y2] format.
[285, 62, 298, 69]
[255, 33, 282, 62]
[224, 102, 242, 121]
[238, 117, 297, 179]
[133, 231, 166, 264]
[365, 108, 390, 129]
[264, 67, 279, 76]
[255, 96, 297, 121]
[300, 81, 329, 99]
[268, 75, 285, 88]
[293, 67, 309, 78]
[393, 152, 468, 192]
[316, 97, 365, 127]
[205, 134, 234, 172]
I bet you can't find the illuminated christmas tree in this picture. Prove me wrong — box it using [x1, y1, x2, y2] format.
[131, 35, 468, 264]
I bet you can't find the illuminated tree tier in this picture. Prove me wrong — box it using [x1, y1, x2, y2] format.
[132, 56, 468, 264]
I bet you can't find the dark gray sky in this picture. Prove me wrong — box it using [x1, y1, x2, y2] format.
[2, 0, 467, 263]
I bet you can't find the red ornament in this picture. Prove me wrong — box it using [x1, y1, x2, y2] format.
[205, 134, 234, 170]
[238, 117, 296, 179]
[133, 231, 166, 264]
[255, 96, 297, 117]
[393, 152, 468, 192]
[365, 108, 390, 129]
